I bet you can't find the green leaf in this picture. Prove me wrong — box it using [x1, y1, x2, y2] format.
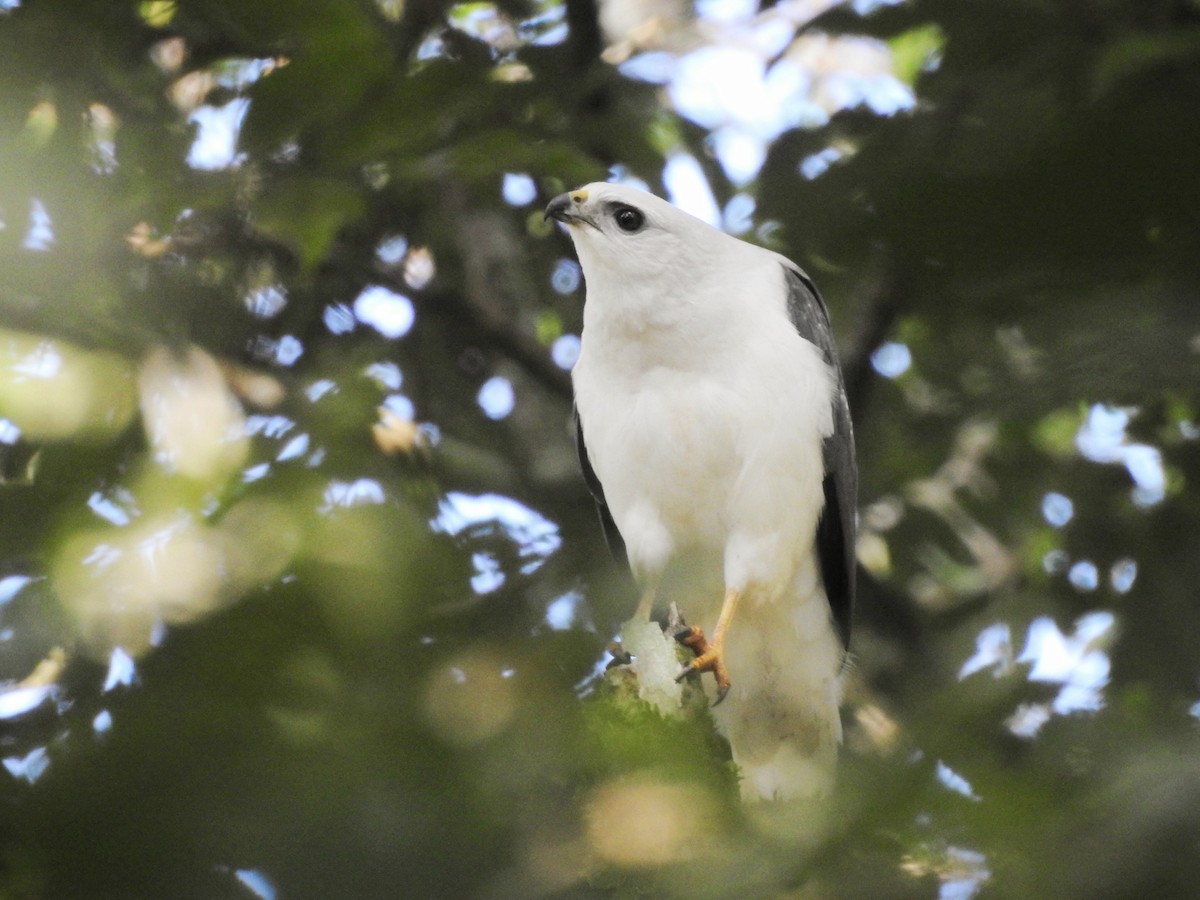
[889, 24, 945, 87]
[251, 175, 366, 271]
[1033, 407, 1083, 459]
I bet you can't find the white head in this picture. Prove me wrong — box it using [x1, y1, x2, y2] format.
[545, 182, 739, 308]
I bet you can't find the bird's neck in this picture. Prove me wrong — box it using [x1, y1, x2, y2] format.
[580, 281, 734, 376]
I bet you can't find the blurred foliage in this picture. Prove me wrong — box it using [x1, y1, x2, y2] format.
[0, 0, 1199, 897]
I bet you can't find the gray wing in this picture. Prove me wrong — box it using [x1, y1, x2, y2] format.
[574, 405, 627, 565]
[783, 264, 856, 649]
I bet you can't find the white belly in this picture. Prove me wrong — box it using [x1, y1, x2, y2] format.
[603, 368, 739, 549]
[574, 329, 832, 594]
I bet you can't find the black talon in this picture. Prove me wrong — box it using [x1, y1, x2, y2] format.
[605, 641, 632, 668]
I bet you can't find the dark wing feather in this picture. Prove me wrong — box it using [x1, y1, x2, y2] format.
[782, 264, 856, 648]
[574, 405, 628, 565]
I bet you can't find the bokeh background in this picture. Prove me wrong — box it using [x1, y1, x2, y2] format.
[1, 0, 1199, 897]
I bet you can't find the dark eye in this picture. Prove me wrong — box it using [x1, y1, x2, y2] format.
[612, 205, 645, 232]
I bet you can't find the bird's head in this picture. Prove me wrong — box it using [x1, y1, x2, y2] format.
[545, 182, 726, 295]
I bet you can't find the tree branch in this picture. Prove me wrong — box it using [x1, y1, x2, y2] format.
[841, 251, 909, 421]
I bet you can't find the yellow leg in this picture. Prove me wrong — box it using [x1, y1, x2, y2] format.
[675, 586, 742, 704]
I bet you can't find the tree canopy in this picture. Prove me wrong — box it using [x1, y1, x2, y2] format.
[1, 0, 1199, 896]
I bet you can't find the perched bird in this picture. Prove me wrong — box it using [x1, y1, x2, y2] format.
[546, 182, 856, 802]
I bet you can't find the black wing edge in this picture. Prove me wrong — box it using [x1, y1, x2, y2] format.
[574, 405, 628, 566]
[782, 264, 857, 649]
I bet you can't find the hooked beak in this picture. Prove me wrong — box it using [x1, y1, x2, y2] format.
[544, 189, 594, 227]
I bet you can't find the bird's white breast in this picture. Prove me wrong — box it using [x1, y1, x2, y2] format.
[572, 253, 835, 597]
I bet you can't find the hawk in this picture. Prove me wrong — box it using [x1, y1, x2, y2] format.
[547, 183, 855, 801]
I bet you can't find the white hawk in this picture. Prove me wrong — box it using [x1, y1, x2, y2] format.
[547, 183, 856, 801]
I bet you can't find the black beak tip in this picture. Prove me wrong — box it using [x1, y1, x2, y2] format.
[544, 193, 572, 224]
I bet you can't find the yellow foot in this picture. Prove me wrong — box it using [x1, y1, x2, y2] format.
[674, 626, 731, 705]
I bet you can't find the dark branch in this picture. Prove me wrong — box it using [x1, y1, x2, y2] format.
[840, 251, 908, 420]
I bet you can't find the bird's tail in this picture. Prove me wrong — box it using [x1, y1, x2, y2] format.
[711, 580, 844, 803]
